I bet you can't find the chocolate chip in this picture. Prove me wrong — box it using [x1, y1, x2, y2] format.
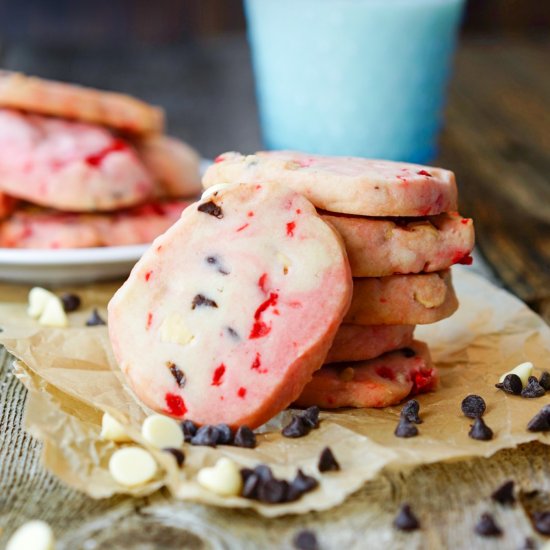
[215, 423, 233, 445]
[61, 293, 81, 312]
[198, 200, 223, 219]
[539, 372, 550, 391]
[290, 469, 318, 497]
[180, 419, 197, 442]
[86, 308, 106, 326]
[190, 425, 220, 447]
[393, 503, 420, 531]
[283, 416, 310, 438]
[401, 399, 422, 424]
[254, 464, 274, 483]
[491, 480, 515, 505]
[461, 395, 486, 418]
[293, 530, 319, 550]
[521, 376, 545, 398]
[395, 418, 419, 438]
[468, 417, 493, 441]
[191, 294, 218, 309]
[522, 537, 536, 549]
[226, 327, 239, 340]
[475, 513, 502, 537]
[495, 373, 522, 395]
[300, 406, 320, 429]
[206, 255, 229, 275]
[163, 447, 185, 467]
[318, 447, 340, 472]
[167, 362, 186, 388]
[242, 472, 261, 499]
[533, 511, 550, 535]
[527, 404, 550, 431]
[257, 478, 289, 503]
[401, 347, 416, 358]
[234, 425, 256, 448]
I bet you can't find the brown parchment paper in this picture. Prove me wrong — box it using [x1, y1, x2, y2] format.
[1, 266, 550, 517]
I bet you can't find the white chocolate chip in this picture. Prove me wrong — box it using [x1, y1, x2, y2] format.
[28, 287, 55, 318]
[160, 313, 194, 346]
[6, 520, 55, 550]
[100, 412, 132, 443]
[499, 362, 533, 386]
[38, 296, 68, 328]
[109, 446, 157, 487]
[141, 414, 184, 449]
[197, 457, 243, 497]
[201, 183, 229, 201]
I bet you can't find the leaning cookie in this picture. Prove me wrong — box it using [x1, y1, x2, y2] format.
[0, 70, 163, 135]
[204, 151, 457, 217]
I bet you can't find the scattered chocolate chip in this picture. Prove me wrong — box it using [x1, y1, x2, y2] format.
[401, 399, 422, 424]
[216, 423, 233, 445]
[180, 419, 197, 442]
[190, 425, 220, 447]
[226, 327, 239, 340]
[533, 511, 550, 535]
[393, 504, 420, 531]
[395, 418, 419, 438]
[491, 480, 515, 505]
[86, 308, 106, 326]
[291, 469, 318, 496]
[61, 293, 81, 312]
[461, 395, 486, 418]
[496, 373, 522, 395]
[163, 447, 185, 467]
[521, 376, 546, 398]
[475, 513, 502, 537]
[293, 530, 319, 550]
[300, 406, 320, 429]
[468, 417, 493, 441]
[522, 537, 536, 549]
[257, 478, 289, 504]
[527, 404, 550, 432]
[283, 416, 310, 438]
[233, 425, 257, 448]
[318, 447, 340, 472]
[401, 347, 416, 358]
[198, 200, 223, 219]
[254, 464, 274, 483]
[168, 362, 186, 388]
[191, 294, 218, 309]
[205, 255, 230, 275]
[242, 472, 260, 499]
[539, 372, 550, 391]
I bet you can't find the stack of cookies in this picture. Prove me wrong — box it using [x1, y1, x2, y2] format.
[202, 151, 475, 409]
[0, 72, 201, 248]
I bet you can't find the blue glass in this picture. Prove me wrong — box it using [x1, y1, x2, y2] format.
[245, 0, 465, 163]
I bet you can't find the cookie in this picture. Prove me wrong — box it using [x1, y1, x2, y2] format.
[0, 109, 154, 211]
[108, 182, 352, 428]
[346, 270, 458, 325]
[322, 212, 474, 277]
[0, 200, 190, 248]
[135, 135, 202, 198]
[326, 324, 415, 364]
[0, 71, 163, 135]
[203, 151, 457, 217]
[295, 341, 437, 409]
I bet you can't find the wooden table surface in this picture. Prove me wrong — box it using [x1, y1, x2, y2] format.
[1, 34, 549, 549]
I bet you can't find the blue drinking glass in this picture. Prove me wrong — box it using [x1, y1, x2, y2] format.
[245, 0, 466, 163]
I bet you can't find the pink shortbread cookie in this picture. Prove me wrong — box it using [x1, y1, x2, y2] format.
[295, 341, 437, 409]
[322, 212, 475, 277]
[326, 324, 415, 364]
[0, 109, 155, 211]
[0, 200, 190, 249]
[346, 270, 458, 325]
[108, 183, 352, 428]
[135, 135, 202, 198]
[203, 151, 458, 217]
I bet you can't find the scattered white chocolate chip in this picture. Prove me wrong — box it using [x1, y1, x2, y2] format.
[38, 296, 68, 328]
[160, 313, 194, 346]
[197, 457, 243, 497]
[108, 446, 157, 487]
[27, 287, 55, 319]
[499, 362, 533, 386]
[201, 183, 229, 200]
[100, 412, 132, 443]
[6, 520, 55, 550]
[141, 414, 184, 449]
